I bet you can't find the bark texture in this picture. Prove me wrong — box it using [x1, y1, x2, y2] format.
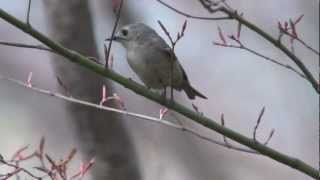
[43, 1, 141, 179]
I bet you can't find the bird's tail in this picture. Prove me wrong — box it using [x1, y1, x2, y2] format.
[183, 83, 207, 100]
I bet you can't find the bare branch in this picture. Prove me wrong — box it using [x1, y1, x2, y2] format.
[219, 6, 319, 93]
[0, 74, 257, 154]
[0, 159, 42, 179]
[162, 0, 318, 93]
[213, 36, 307, 80]
[0, 40, 56, 53]
[0, 8, 318, 178]
[282, 31, 320, 56]
[157, 0, 231, 20]
[157, 20, 174, 46]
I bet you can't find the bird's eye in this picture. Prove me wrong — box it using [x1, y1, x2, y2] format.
[121, 29, 128, 36]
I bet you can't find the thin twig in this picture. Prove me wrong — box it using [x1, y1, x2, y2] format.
[157, 20, 188, 99]
[157, 0, 231, 21]
[264, 129, 275, 145]
[218, 6, 319, 93]
[0, 159, 41, 179]
[0, 41, 105, 66]
[159, 0, 319, 93]
[213, 38, 307, 80]
[105, 0, 124, 68]
[220, 113, 231, 147]
[282, 31, 320, 56]
[26, 0, 32, 26]
[56, 76, 72, 97]
[253, 107, 265, 142]
[0, 41, 56, 53]
[0, 74, 257, 154]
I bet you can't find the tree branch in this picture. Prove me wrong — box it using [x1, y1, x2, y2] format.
[282, 31, 320, 56]
[0, 73, 257, 154]
[213, 38, 307, 80]
[158, 0, 319, 94]
[0, 8, 318, 179]
[0, 40, 56, 53]
[157, 0, 231, 20]
[217, 5, 319, 93]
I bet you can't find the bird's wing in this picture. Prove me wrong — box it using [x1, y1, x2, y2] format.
[145, 36, 177, 61]
[148, 36, 189, 81]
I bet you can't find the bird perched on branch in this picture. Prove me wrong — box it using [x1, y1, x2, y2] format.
[106, 23, 207, 100]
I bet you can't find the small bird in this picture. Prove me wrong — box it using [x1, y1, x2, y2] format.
[106, 23, 207, 100]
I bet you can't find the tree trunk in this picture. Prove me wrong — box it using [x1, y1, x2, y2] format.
[43, 1, 141, 179]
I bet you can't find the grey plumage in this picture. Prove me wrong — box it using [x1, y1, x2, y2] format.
[109, 23, 207, 100]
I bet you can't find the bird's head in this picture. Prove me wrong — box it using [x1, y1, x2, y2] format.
[105, 23, 157, 49]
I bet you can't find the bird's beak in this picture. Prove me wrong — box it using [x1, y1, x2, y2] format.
[105, 35, 121, 41]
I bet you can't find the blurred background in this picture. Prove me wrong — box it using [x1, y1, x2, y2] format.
[0, 0, 319, 179]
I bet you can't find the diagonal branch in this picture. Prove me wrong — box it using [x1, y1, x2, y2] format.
[220, 7, 319, 93]
[0, 8, 318, 179]
[158, 0, 319, 94]
[216, 5, 318, 93]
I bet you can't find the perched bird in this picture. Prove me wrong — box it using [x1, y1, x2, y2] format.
[106, 23, 207, 100]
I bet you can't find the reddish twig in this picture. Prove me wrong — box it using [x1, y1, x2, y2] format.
[283, 31, 319, 56]
[157, 20, 187, 52]
[193, 1, 319, 93]
[278, 14, 319, 56]
[10, 145, 29, 161]
[0, 159, 41, 179]
[45, 154, 67, 180]
[70, 158, 95, 180]
[99, 85, 126, 109]
[0, 136, 94, 180]
[0, 73, 257, 154]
